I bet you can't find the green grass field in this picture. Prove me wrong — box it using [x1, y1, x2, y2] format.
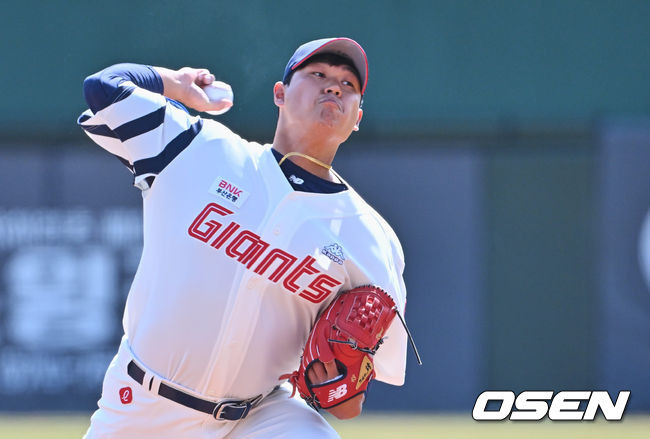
[0, 413, 648, 438]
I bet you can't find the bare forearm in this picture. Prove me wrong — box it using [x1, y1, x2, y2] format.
[153, 67, 195, 102]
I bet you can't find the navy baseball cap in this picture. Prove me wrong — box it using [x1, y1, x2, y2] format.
[283, 37, 368, 95]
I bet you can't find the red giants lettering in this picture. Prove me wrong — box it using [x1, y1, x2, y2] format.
[283, 256, 319, 293]
[301, 274, 342, 303]
[254, 249, 297, 282]
[187, 203, 341, 303]
[225, 231, 270, 268]
[187, 203, 233, 242]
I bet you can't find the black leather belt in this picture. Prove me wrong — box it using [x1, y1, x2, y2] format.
[127, 360, 262, 421]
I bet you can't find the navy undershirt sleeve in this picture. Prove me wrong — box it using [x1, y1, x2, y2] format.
[83, 63, 164, 113]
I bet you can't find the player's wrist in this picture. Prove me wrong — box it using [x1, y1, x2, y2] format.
[325, 393, 365, 419]
[152, 67, 191, 101]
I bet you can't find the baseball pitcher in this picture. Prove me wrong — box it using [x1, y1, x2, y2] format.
[77, 37, 417, 438]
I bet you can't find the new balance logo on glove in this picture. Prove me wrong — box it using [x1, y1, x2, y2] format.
[327, 384, 348, 403]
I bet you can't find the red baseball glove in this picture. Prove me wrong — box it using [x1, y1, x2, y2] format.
[281, 285, 397, 410]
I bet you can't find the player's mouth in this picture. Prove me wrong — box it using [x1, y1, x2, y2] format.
[318, 97, 343, 112]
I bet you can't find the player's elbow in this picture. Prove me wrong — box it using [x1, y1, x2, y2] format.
[83, 65, 127, 113]
[83, 72, 108, 112]
[326, 393, 364, 420]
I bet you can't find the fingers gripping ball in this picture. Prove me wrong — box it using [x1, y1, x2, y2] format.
[282, 286, 397, 410]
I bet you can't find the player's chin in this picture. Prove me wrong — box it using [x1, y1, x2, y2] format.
[317, 109, 342, 127]
[316, 114, 356, 137]
[326, 393, 365, 420]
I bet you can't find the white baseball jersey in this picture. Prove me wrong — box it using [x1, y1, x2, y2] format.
[78, 76, 408, 402]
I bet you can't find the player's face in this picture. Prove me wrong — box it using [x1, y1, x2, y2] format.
[278, 62, 363, 139]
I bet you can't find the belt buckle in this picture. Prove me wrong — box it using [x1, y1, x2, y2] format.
[213, 400, 251, 421]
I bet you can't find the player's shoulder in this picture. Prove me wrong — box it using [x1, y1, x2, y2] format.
[198, 118, 267, 158]
[199, 118, 242, 143]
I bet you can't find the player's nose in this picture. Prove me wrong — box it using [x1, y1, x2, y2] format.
[324, 82, 342, 96]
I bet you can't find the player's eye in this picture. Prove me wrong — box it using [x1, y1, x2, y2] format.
[342, 80, 354, 88]
[312, 72, 325, 78]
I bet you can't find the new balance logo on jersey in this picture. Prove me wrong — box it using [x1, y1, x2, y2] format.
[289, 175, 304, 185]
[188, 203, 343, 304]
[327, 384, 348, 402]
[209, 177, 249, 208]
[322, 243, 345, 265]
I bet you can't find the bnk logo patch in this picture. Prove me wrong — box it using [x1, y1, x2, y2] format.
[209, 177, 249, 208]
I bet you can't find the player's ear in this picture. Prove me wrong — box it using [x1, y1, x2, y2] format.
[353, 108, 363, 131]
[273, 81, 285, 107]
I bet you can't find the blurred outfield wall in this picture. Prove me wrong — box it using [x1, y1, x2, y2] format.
[2, 0, 649, 141]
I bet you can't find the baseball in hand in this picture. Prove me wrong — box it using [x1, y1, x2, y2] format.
[202, 81, 234, 115]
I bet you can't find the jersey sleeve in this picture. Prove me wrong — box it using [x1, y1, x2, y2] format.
[76, 63, 203, 190]
[373, 261, 408, 385]
[370, 217, 409, 386]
